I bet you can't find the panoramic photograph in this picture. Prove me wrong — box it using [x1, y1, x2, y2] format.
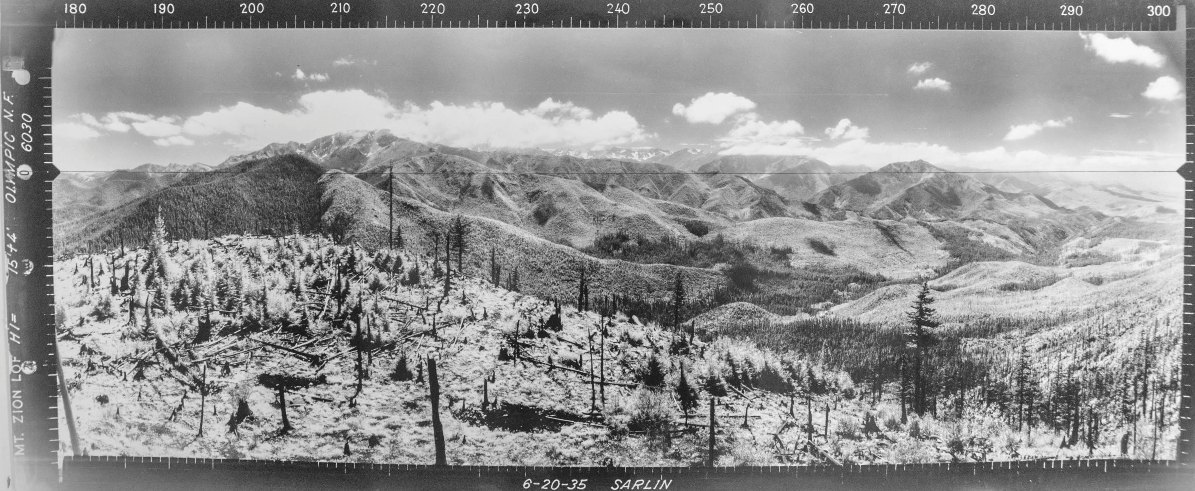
[50, 28, 1184, 465]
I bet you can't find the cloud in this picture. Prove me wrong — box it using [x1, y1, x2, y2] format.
[55, 122, 101, 140]
[1079, 33, 1165, 68]
[824, 119, 869, 140]
[1003, 117, 1073, 141]
[1143, 76, 1182, 101]
[914, 78, 951, 91]
[671, 92, 757, 124]
[80, 113, 131, 132]
[333, 56, 377, 67]
[531, 98, 594, 120]
[1108, 113, 1132, 119]
[721, 116, 804, 146]
[152, 135, 195, 147]
[75, 111, 191, 140]
[130, 117, 183, 138]
[178, 90, 649, 150]
[906, 62, 933, 75]
[293, 67, 330, 82]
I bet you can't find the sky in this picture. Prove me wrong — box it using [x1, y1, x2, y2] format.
[53, 28, 1185, 175]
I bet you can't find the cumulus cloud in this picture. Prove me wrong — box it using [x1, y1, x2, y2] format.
[1080, 33, 1165, 68]
[177, 90, 649, 150]
[130, 117, 184, 138]
[721, 117, 803, 145]
[74, 111, 192, 140]
[153, 135, 195, 147]
[671, 92, 757, 124]
[1143, 76, 1182, 101]
[293, 67, 330, 82]
[1003, 117, 1073, 141]
[55, 122, 101, 140]
[914, 78, 951, 91]
[907, 62, 933, 75]
[824, 119, 869, 140]
[80, 113, 131, 133]
[531, 98, 594, 120]
[66, 91, 650, 151]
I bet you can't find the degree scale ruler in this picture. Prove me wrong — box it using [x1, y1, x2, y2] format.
[1, 0, 1191, 490]
[34, 0, 1183, 30]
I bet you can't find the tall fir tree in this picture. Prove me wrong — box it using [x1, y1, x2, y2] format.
[450, 215, 467, 274]
[672, 272, 686, 331]
[904, 282, 939, 416]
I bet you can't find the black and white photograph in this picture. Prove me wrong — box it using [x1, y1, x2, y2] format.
[48, 27, 1185, 466]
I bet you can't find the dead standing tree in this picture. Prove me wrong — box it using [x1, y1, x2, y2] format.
[708, 398, 717, 466]
[428, 357, 447, 465]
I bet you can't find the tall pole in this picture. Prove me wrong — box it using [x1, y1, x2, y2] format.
[388, 167, 394, 250]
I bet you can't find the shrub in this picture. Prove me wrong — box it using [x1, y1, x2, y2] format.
[945, 434, 966, 461]
[861, 412, 881, 436]
[908, 419, 922, 439]
[807, 238, 836, 256]
[769, 246, 793, 260]
[91, 293, 116, 321]
[627, 389, 675, 439]
[682, 221, 710, 237]
[703, 370, 728, 398]
[996, 274, 1062, 292]
[1001, 434, 1022, 457]
[531, 202, 557, 226]
[835, 418, 859, 440]
[724, 262, 759, 290]
[389, 355, 414, 381]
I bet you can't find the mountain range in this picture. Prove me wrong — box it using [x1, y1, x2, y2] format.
[55, 129, 1181, 286]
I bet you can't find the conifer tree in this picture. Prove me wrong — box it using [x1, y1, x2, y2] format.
[904, 282, 939, 416]
[641, 355, 667, 389]
[489, 248, 501, 286]
[672, 272, 686, 331]
[507, 267, 520, 292]
[676, 369, 699, 422]
[450, 215, 467, 273]
[1014, 342, 1036, 434]
[577, 265, 589, 312]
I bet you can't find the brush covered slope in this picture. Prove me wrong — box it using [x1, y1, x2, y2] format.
[55, 225, 1181, 465]
[57, 233, 873, 465]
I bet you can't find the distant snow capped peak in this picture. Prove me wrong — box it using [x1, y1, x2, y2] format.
[544, 147, 673, 163]
[217, 129, 408, 170]
[127, 162, 212, 174]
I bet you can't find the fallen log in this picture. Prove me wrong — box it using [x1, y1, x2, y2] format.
[249, 336, 323, 365]
[521, 356, 638, 388]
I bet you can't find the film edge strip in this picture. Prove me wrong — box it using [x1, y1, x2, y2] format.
[40, 0, 1181, 31]
[1180, 0, 1195, 465]
[2, 18, 60, 491]
[1, 0, 1193, 489]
